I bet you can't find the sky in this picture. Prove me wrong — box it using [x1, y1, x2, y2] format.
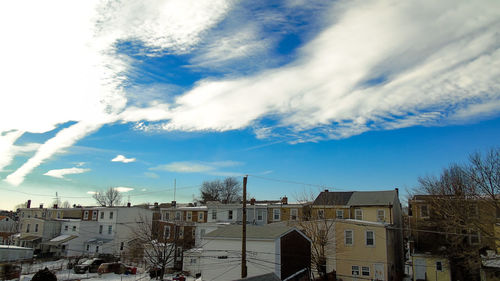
[0, 0, 499, 210]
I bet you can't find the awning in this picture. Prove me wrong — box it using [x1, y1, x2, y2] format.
[86, 238, 112, 245]
[45, 235, 78, 246]
[18, 235, 42, 241]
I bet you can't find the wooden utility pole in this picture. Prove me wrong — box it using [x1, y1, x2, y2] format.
[241, 175, 248, 278]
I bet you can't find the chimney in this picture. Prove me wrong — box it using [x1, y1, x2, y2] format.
[171, 201, 176, 207]
[73, 204, 76, 208]
[281, 196, 288, 205]
[27, 200, 31, 208]
[395, 188, 399, 196]
[250, 198, 256, 205]
[39, 204, 43, 209]
[324, 189, 329, 193]
[53, 204, 58, 209]
[127, 202, 131, 207]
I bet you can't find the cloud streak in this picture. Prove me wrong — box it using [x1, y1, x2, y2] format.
[151, 160, 242, 174]
[128, 0, 500, 141]
[44, 167, 90, 179]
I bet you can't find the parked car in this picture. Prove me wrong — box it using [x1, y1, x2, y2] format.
[97, 262, 126, 275]
[74, 258, 105, 274]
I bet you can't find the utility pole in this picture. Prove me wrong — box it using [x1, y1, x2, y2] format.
[241, 175, 248, 278]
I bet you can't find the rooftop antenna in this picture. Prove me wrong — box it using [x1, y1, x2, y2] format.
[174, 179, 176, 202]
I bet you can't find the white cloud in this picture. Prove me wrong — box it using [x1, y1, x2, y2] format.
[151, 160, 242, 173]
[44, 167, 90, 179]
[144, 172, 159, 179]
[87, 191, 97, 195]
[126, 0, 500, 141]
[1, 0, 233, 185]
[114, 187, 134, 193]
[141, 188, 147, 192]
[111, 155, 136, 163]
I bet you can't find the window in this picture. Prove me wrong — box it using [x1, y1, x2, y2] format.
[408, 204, 413, 216]
[57, 212, 61, 219]
[109, 212, 113, 219]
[120, 242, 124, 251]
[92, 211, 97, 220]
[22, 212, 24, 218]
[436, 261, 443, 271]
[366, 230, 375, 246]
[355, 209, 363, 220]
[468, 204, 478, 218]
[377, 210, 385, 222]
[108, 225, 112, 234]
[291, 209, 298, 220]
[336, 210, 344, 219]
[420, 205, 429, 218]
[345, 230, 353, 245]
[72, 226, 76, 231]
[34, 213, 38, 218]
[362, 266, 370, 276]
[164, 212, 170, 221]
[164, 226, 171, 239]
[212, 210, 217, 220]
[64, 225, 69, 231]
[192, 228, 196, 237]
[318, 209, 325, 219]
[100, 212, 104, 219]
[99, 225, 103, 234]
[26, 224, 30, 233]
[86, 244, 90, 251]
[187, 211, 192, 221]
[84, 211, 89, 220]
[273, 209, 281, 221]
[352, 265, 359, 276]
[198, 212, 204, 221]
[35, 224, 39, 232]
[96, 246, 99, 253]
[175, 211, 181, 221]
[228, 210, 233, 220]
[190, 258, 197, 264]
[257, 210, 263, 221]
[179, 227, 184, 238]
[469, 229, 480, 244]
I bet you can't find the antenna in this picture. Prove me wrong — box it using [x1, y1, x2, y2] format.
[174, 179, 176, 202]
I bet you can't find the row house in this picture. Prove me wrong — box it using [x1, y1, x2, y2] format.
[80, 206, 153, 256]
[15, 202, 81, 254]
[0, 215, 17, 245]
[407, 194, 499, 281]
[157, 204, 208, 269]
[304, 189, 404, 281]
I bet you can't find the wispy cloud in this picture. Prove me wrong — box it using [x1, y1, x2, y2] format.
[144, 172, 159, 179]
[151, 160, 242, 174]
[126, 0, 500, 142]
[111, 155, 136, 163]
[114, 186, 134, 193]
[44, 167, 90, 179]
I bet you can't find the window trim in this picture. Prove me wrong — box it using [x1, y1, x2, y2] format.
[291, 208, 298, 220]
[109, 211, 114, 219]
[344, 229, 353, 246]
[99, 225, 103, 234]
[362, 266, 370, 276]
[187, 211, 192, 222]
[108, 225, 112, 235]
[336, 209, 344, 219]
[164, 225, 171, 239]
[436, 261, 443, 271]
[420, 205, 429, 218]
[211, 210, 217, 220]
[257, 209, 264, 221]
[318, 209, 325, 219]
[100, 212, 104, 220]
[198, 212, 204, 222]
[377, 209, 385, 222]
[355, 209, 363, 220]
[273, 209, 281, 221]
[83, 211, 89, 220]
[228, 210, 233, 220]
[365, 230, 375, 247]
[352, 265, 360, 276]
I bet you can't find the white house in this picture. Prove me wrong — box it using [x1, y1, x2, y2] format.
[82, 206, 152, 256]
[201, 224, 311, 281]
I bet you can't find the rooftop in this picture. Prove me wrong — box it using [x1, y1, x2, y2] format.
[204, 224, 295, 240]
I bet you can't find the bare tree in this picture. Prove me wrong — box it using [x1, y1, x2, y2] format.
[220, 177, 242, 203]
[416, 160, 498, 281]
[14, 202, 27, 211]
[133, 216, 179, 280]
[92, 187, 123, 207]
[199, 177, 242, 204]
[61, 200, 71, 208]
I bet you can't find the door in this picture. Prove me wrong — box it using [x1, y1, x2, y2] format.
[415, 258, 426, 280]
[374, 263, 385, 281]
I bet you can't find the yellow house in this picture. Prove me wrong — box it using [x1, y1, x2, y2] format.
[335, 220, 399, 281]
[412, 254, 452, 281]
[309, 189, 404, 280]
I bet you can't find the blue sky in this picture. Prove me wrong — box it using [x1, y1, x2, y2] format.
[1, 0, 499, 210]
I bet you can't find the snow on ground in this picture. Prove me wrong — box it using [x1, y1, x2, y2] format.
[21, 269, 198, 281]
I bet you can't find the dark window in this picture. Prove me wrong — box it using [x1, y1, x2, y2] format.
[436, 261, 443, 271]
